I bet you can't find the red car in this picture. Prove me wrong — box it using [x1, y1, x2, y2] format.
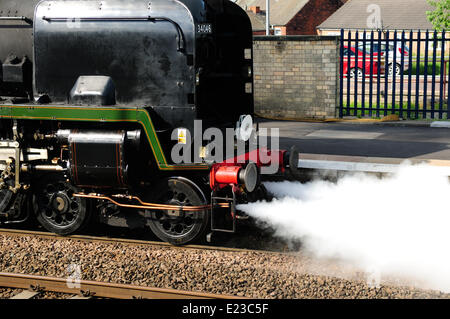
[358, 42, 410, 76]
[342, 46, 385, 78]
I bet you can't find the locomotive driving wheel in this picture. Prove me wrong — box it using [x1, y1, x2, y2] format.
[33, 179, 90, 235]
[146, 177, 209, 245]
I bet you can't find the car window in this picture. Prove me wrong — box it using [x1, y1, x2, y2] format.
[343, 48, 355, 56]
[357, 44, 370, 52]
[359, 43, 385, 53]
[395, 43, 410, 52]
[359, 42, 409, 53]
[367, 44, 378, 53]
[374, 44, 384, 53]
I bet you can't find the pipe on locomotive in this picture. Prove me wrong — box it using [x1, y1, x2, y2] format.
[74, 193, 230, 212]
[20, 164, 64, 172]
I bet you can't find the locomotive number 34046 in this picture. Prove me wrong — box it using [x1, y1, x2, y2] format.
[197, 23, 212, 34]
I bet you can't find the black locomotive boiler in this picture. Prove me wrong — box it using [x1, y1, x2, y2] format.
[0, 0, 298, 244]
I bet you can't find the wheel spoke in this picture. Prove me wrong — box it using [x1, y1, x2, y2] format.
[147, 178, 208, 244]
[35, 179, 87, 234]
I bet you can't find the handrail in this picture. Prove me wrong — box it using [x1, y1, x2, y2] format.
[0, 16, 32, 25]
[41, 16, 186, 52]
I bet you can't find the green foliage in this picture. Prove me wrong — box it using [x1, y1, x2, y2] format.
[406, 61, 450, 75]
[427, 0, 450, 31]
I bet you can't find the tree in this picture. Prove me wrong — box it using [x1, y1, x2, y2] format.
[427, 0, 450, 31]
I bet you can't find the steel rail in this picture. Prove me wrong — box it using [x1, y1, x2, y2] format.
[0, 272, 241, 299]
[0, 228, 290, 256]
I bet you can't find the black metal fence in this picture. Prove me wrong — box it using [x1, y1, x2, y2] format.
[339, 29, 450, 120]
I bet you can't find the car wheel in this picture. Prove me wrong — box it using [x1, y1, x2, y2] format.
[350, 68, 363, 79]
[388, 63, 401, 76]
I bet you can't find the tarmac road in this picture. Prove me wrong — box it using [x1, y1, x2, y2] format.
[258, 119, 450, 161]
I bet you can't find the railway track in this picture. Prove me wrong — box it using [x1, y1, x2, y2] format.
[0, 228, 257, 299]
[0, 228, 284, 299]
[0, 272, 240, 299]
[0, 227, 292, 300]
[1, 227, 449, 299]
[0, 227, 290, 255]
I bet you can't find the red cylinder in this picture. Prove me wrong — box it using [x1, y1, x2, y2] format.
[214, 166, 241, 185]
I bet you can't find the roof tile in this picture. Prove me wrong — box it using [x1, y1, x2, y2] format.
[318, 0, 434, 30]
[235, 0, 310, 26]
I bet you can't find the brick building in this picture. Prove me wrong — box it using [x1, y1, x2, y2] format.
[317, 0, 443, 54]
[317, 0, 435, 35]
[235, 0, 345, 35]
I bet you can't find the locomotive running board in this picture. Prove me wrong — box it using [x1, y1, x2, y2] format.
[297, 153, 450, 176]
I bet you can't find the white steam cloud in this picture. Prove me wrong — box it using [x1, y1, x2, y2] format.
[238, 163, 450, 292]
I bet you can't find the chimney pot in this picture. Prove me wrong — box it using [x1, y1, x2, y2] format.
[249, 6, 260, 14]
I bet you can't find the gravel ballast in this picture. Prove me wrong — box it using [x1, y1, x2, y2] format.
[0, 288, 20, 299]
[0, 234, 448, 299]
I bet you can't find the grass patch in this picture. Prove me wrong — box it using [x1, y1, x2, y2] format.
[405, 61, 450, 76]
[342, 101, 448, 120]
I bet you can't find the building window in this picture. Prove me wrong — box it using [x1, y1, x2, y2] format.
[274, 27, 282, 35]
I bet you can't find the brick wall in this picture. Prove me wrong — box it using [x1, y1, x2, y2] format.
[253, 35, 340, 119]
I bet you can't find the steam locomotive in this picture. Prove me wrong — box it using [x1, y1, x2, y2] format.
[0, 0, 298, 244]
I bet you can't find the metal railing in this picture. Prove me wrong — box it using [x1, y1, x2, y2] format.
[339, 29, 450, 119]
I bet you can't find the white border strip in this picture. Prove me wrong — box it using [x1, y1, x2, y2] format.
[298, 159, 399, 173]
[298, 159, 450, 175]
[431, 121, 450, 128]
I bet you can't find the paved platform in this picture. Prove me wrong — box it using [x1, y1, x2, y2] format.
[259, 119, 450, 161]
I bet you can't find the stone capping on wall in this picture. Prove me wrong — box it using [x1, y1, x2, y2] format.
[254, 35, 340, 41]
[252, 35, 340, 120]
